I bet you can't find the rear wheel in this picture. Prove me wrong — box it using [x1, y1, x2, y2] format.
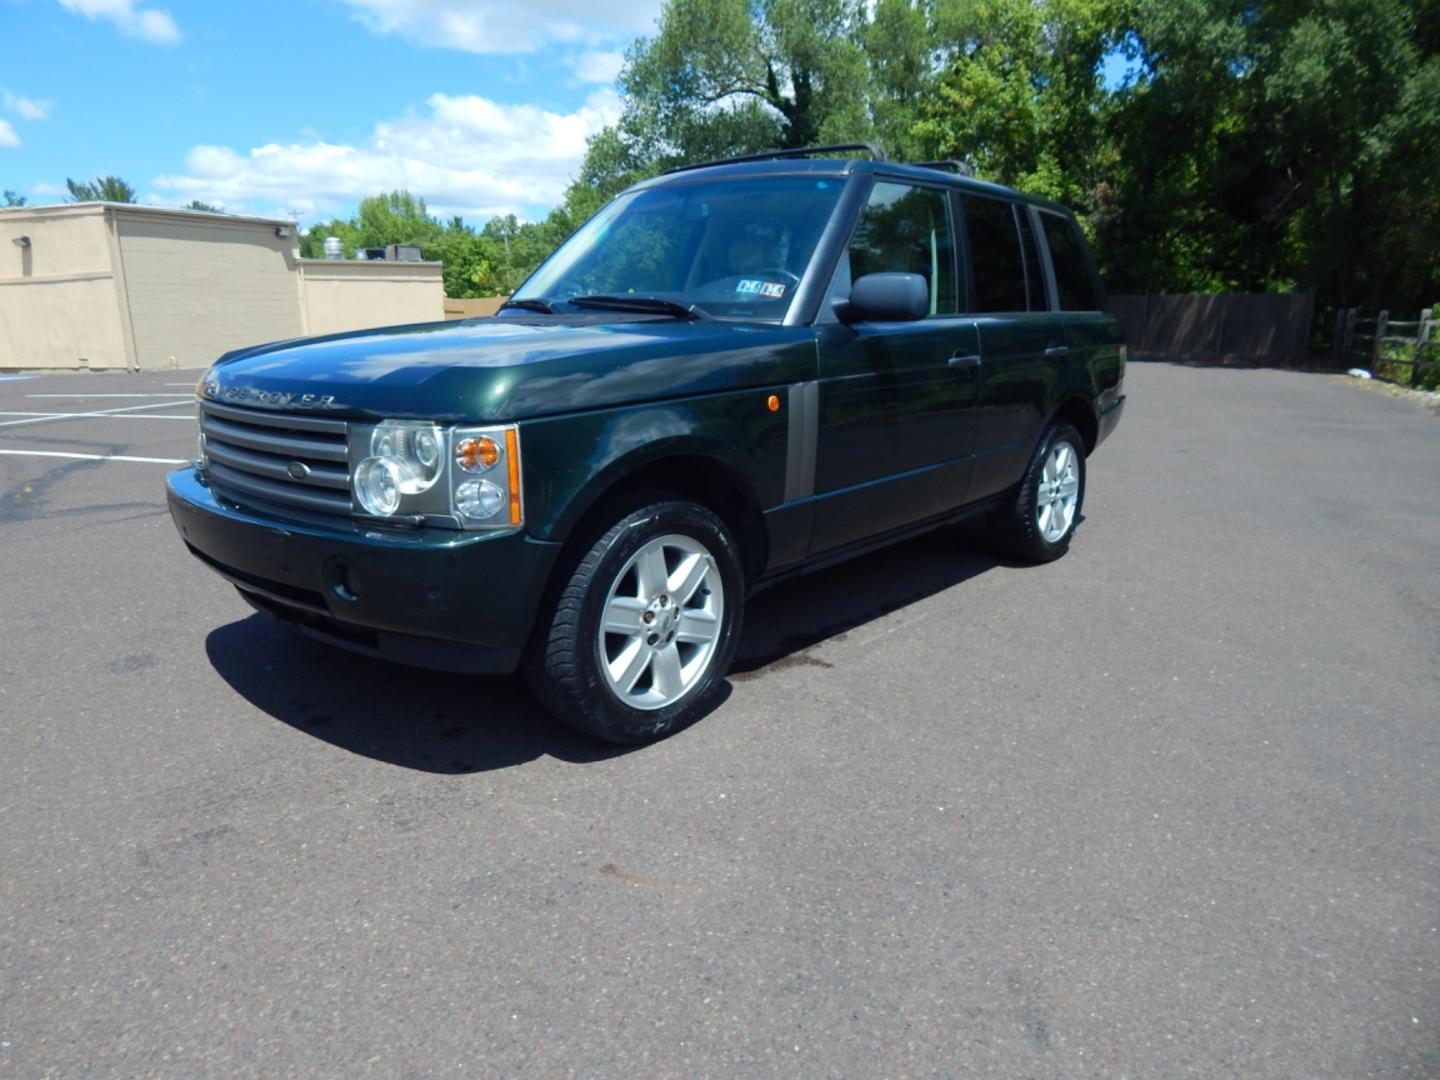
[986, 421, 1086, 562]
[527, 498, 744, 744]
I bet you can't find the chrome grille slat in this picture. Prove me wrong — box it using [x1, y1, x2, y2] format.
[200, 415, 349, 462]
[199, 400, 352, 517]
[204, 441, 350, 490]
[202, 399, 349, 435]
[207, 462, 353, 515]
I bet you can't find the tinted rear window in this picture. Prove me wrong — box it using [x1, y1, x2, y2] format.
[1039, 211, 1100, 311]
[962, 196, 1029, 313]
[1016, 208, 1049, 311]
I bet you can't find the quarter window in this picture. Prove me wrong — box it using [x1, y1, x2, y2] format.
[962, 196, 1031, 313]
[1039, 211, 1100, 311]
[846, 181, 957, 315]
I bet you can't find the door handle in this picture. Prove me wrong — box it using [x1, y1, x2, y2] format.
[949, 352, 982, 370]
[1044, 344, 1070, 358]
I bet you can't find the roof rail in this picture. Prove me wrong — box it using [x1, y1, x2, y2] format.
[912, 159, 975, 178]
[662, 142, 889, 175]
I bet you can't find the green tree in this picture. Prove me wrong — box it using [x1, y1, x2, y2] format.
[916, 0, 1120, 210]
[607, 0, 882, 174]
[183, 199, 221, 213]
[353, 190, 444, 249]
[1098, 0, 1440, 307]
[2, 190, 25, 207]
[294, 191, 557, 298]
[66, 176, 137, 202]
[865, 0, 943, 161]
[304, 0, 1440, 314]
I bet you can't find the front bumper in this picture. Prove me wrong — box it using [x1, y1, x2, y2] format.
[167, 468, 560, 674]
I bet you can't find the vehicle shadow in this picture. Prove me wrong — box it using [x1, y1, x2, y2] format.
[732, 528, 1007, 676]
[204, 616, 634, 773]
[205, 528, 1008, 773]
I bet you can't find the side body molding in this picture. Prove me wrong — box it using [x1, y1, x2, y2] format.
[784, 380, 820, 503]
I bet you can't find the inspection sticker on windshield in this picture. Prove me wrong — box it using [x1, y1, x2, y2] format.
[737, 279, 787, 299]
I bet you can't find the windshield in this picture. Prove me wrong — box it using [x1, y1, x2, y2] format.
[513, 176, 846, 321]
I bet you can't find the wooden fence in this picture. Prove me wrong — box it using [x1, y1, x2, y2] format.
[1106, 291, 1317, 364]
[1332, 307, 1438, 387]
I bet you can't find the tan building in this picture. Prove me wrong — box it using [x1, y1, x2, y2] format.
[0, 202, 445, 371]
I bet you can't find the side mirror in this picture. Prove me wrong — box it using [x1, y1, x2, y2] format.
[838, 272, 930, 324]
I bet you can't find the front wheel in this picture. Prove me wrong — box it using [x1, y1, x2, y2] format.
[986, 421, 1086, 562]
[526, 498, 744, 744]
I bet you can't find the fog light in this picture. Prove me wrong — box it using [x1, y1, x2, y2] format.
[455, 478, 504, 519]
[355, 457, 403, 516]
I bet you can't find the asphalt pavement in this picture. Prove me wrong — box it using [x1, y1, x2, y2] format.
[0, 362, 1435, 1077]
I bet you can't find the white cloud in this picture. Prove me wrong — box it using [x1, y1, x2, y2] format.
[574, 49, 624, 84]
[31, 182, 67, 197]
[56, 0, 181, 45]
[337, 0, 660, 54]
[152, 88, 622, 222]
[1, 89, 53, 122]
[0, 120, 19, 149]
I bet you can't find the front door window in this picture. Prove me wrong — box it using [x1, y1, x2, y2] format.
[845, 181, 958, 316]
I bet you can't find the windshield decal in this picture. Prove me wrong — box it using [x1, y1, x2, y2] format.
[736, 279, 787, 299]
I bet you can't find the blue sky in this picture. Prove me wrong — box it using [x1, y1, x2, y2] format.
[3, 1, 1139, 227]
[1, 0, 660, 223]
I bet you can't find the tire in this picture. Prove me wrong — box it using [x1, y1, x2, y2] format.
[526, 497, 745, 744]
[986, 421, 1086, 563]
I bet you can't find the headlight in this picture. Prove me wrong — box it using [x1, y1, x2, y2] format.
[354, 457, 404, 516]
[367, 419, 444, 494]
[348, 419, 521, 529]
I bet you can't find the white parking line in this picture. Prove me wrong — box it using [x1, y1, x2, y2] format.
[0, 401, 190, 428]
[0, 412, 194, 420]
[0, 449, 187, 465]
[26, 393, 194, 399]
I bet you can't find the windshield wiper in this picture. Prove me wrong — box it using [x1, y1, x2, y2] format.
[498, 297, 557, 315]
[568, 295, 708, 320]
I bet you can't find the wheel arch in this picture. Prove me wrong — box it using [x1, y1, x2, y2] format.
[1048, 395, 1099, 455]
[544, 439, 770, 585]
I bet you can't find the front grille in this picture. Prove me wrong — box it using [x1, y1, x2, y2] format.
[199, 400, 352, 516]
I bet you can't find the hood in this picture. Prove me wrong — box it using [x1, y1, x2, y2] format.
[202, 316, 818, 422]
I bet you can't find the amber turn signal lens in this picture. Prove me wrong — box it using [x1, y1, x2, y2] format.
[766, 394, 781, 412]
[455, 435, 500, 472]
[505, 428, 522, 525]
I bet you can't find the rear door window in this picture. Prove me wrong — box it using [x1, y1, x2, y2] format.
[846, 181, 958, 315]
[1015, 209, 1049, 311]
[1038, 211, 1100, 311]
[961, 196, 1031, 313]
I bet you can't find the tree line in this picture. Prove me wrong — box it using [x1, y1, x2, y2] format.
[14, 0, 1436, 312]
[308, 0, 1440, 312]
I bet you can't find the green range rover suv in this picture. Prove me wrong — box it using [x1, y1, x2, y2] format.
[168, 143, 1126, 744]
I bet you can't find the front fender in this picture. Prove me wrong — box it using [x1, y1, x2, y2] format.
[519, 390, 790, 542]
